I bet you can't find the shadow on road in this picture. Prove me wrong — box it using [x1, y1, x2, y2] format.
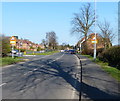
[14, 57, 120, 100]
[49, 61, 120, 101]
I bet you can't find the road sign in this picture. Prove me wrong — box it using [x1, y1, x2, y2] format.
[10, 36, 16, 41]
[10, 36, 17, 58]
[91, 36, 98, 44]
[10, 36, 16, 45]
[10, 41, 16, 44]
[92, 40, 98, 43]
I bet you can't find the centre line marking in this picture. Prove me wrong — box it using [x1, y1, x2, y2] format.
[75, 55, 81, 69]
[47, 54, 64, 64]
[33, 68, 37, 71]
[23, 71, 32, 75]
[0, 83, 6, 87]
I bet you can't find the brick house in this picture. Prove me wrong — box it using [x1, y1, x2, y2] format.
[76, 33, 106, 51]
[15, 38, 44, 51]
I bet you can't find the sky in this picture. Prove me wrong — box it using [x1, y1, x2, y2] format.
[2, 2, 118, 45]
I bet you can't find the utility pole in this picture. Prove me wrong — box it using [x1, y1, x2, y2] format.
[19, 41, 20, 53]
[80, 42, 82, 54]
[118, 1, 120, 45]
[94, 0, 97, 60]
[10, 36, 16, 58]
[12, 45, 14, 58]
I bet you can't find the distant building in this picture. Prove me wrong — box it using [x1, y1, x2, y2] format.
[13, 38, 44, 51]
[75, 33, 109, 51]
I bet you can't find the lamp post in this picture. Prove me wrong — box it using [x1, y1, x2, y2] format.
[94, 0, 97, 60]
[80, 42, 82, 54]
[18, 41, 20, 53]
[11, 45, 14, 58]
[10, 36, 16, 58]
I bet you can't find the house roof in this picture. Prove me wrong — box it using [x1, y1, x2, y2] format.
[80, 33, 99, 43]
[76, 33, 101, 46]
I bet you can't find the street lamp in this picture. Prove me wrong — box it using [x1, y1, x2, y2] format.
[94, 0, 97, 60]
[80, 42, 82, 53]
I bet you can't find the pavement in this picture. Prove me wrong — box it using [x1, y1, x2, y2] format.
[77, 55, 120, 101]
[1, 52, 120, 100]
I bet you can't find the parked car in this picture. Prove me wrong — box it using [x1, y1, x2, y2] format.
[69, 49, 76, 54]
[12, 50, 19, 54]
[39, 50, 45, 53]
[64, 50, 69, 53]
[10, 50, 23, 57]
[60, 50, 64, 52]
[16, 52, 23, 57]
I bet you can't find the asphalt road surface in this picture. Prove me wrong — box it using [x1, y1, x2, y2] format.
[2, 52, 120, 100]
[2, 52, 81, 100]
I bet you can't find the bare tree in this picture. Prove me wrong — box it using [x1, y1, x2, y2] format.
[71, 3, 95, 52]
[46, 31, 58, 50]
[41, 39, 47, 48]
[98, 20, 115, 49]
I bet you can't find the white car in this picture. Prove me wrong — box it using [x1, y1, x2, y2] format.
[60, 50, 64, 52]
[12, 50, 18, 53]
[11, 50, 23, 57]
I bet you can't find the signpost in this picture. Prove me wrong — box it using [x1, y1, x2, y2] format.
[94, 0, 97, 61]
[91, 36, 98, 44]
[91, 35, 97, 61]
[10, 36, 16, 58]
[80, 42, 82, 53]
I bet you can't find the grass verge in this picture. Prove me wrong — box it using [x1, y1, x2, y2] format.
[27, 51, 59, 55]
[83, 55, 120, 82]
[0, 57, 24, 67]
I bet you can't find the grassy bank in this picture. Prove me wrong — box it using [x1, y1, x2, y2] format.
[0, 57, 24, 67]
[27, 51, 59, 55]
[83, 55, 120, 82]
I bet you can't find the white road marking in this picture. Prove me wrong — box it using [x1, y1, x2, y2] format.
[18, 62, 26, 64]
[80, 58, 87, 61]
[23, 54, 64, 80]
[2, 53, 61, 87]
[42, 55, 50, 58]
[23, 55, 36, 56]
[71, 87, 78, 99]
[32, 55, 50, 61]
[71, 72, 78, 99]
[23, 71, 33, 76]
[48, 54, 64, 64]
[75, 55, 81, 69]
[28, 63, 33, 66]
[2, 64, 15, 68]
[71, 55, 81, 99]
[33, 68, 38, 71]
[54, 54, 64, 61]
[0, 83, 6, 87]
[41, 65, 44, 67]
[2, 53, 58, 69]
[23, 53, 64, 76]
[52, 60, 56, 62]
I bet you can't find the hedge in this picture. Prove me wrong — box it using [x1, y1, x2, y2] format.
[82, 48, 104, 57]
[98, 46, 120, 70]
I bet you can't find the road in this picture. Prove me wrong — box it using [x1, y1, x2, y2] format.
[2, 52, 81, 99]
[2, 52, 120, 100]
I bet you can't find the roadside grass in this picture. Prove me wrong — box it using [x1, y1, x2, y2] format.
[0, 57, 24, 67]
[83, 55, 120, 82]
[26, 51, 59, 55]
